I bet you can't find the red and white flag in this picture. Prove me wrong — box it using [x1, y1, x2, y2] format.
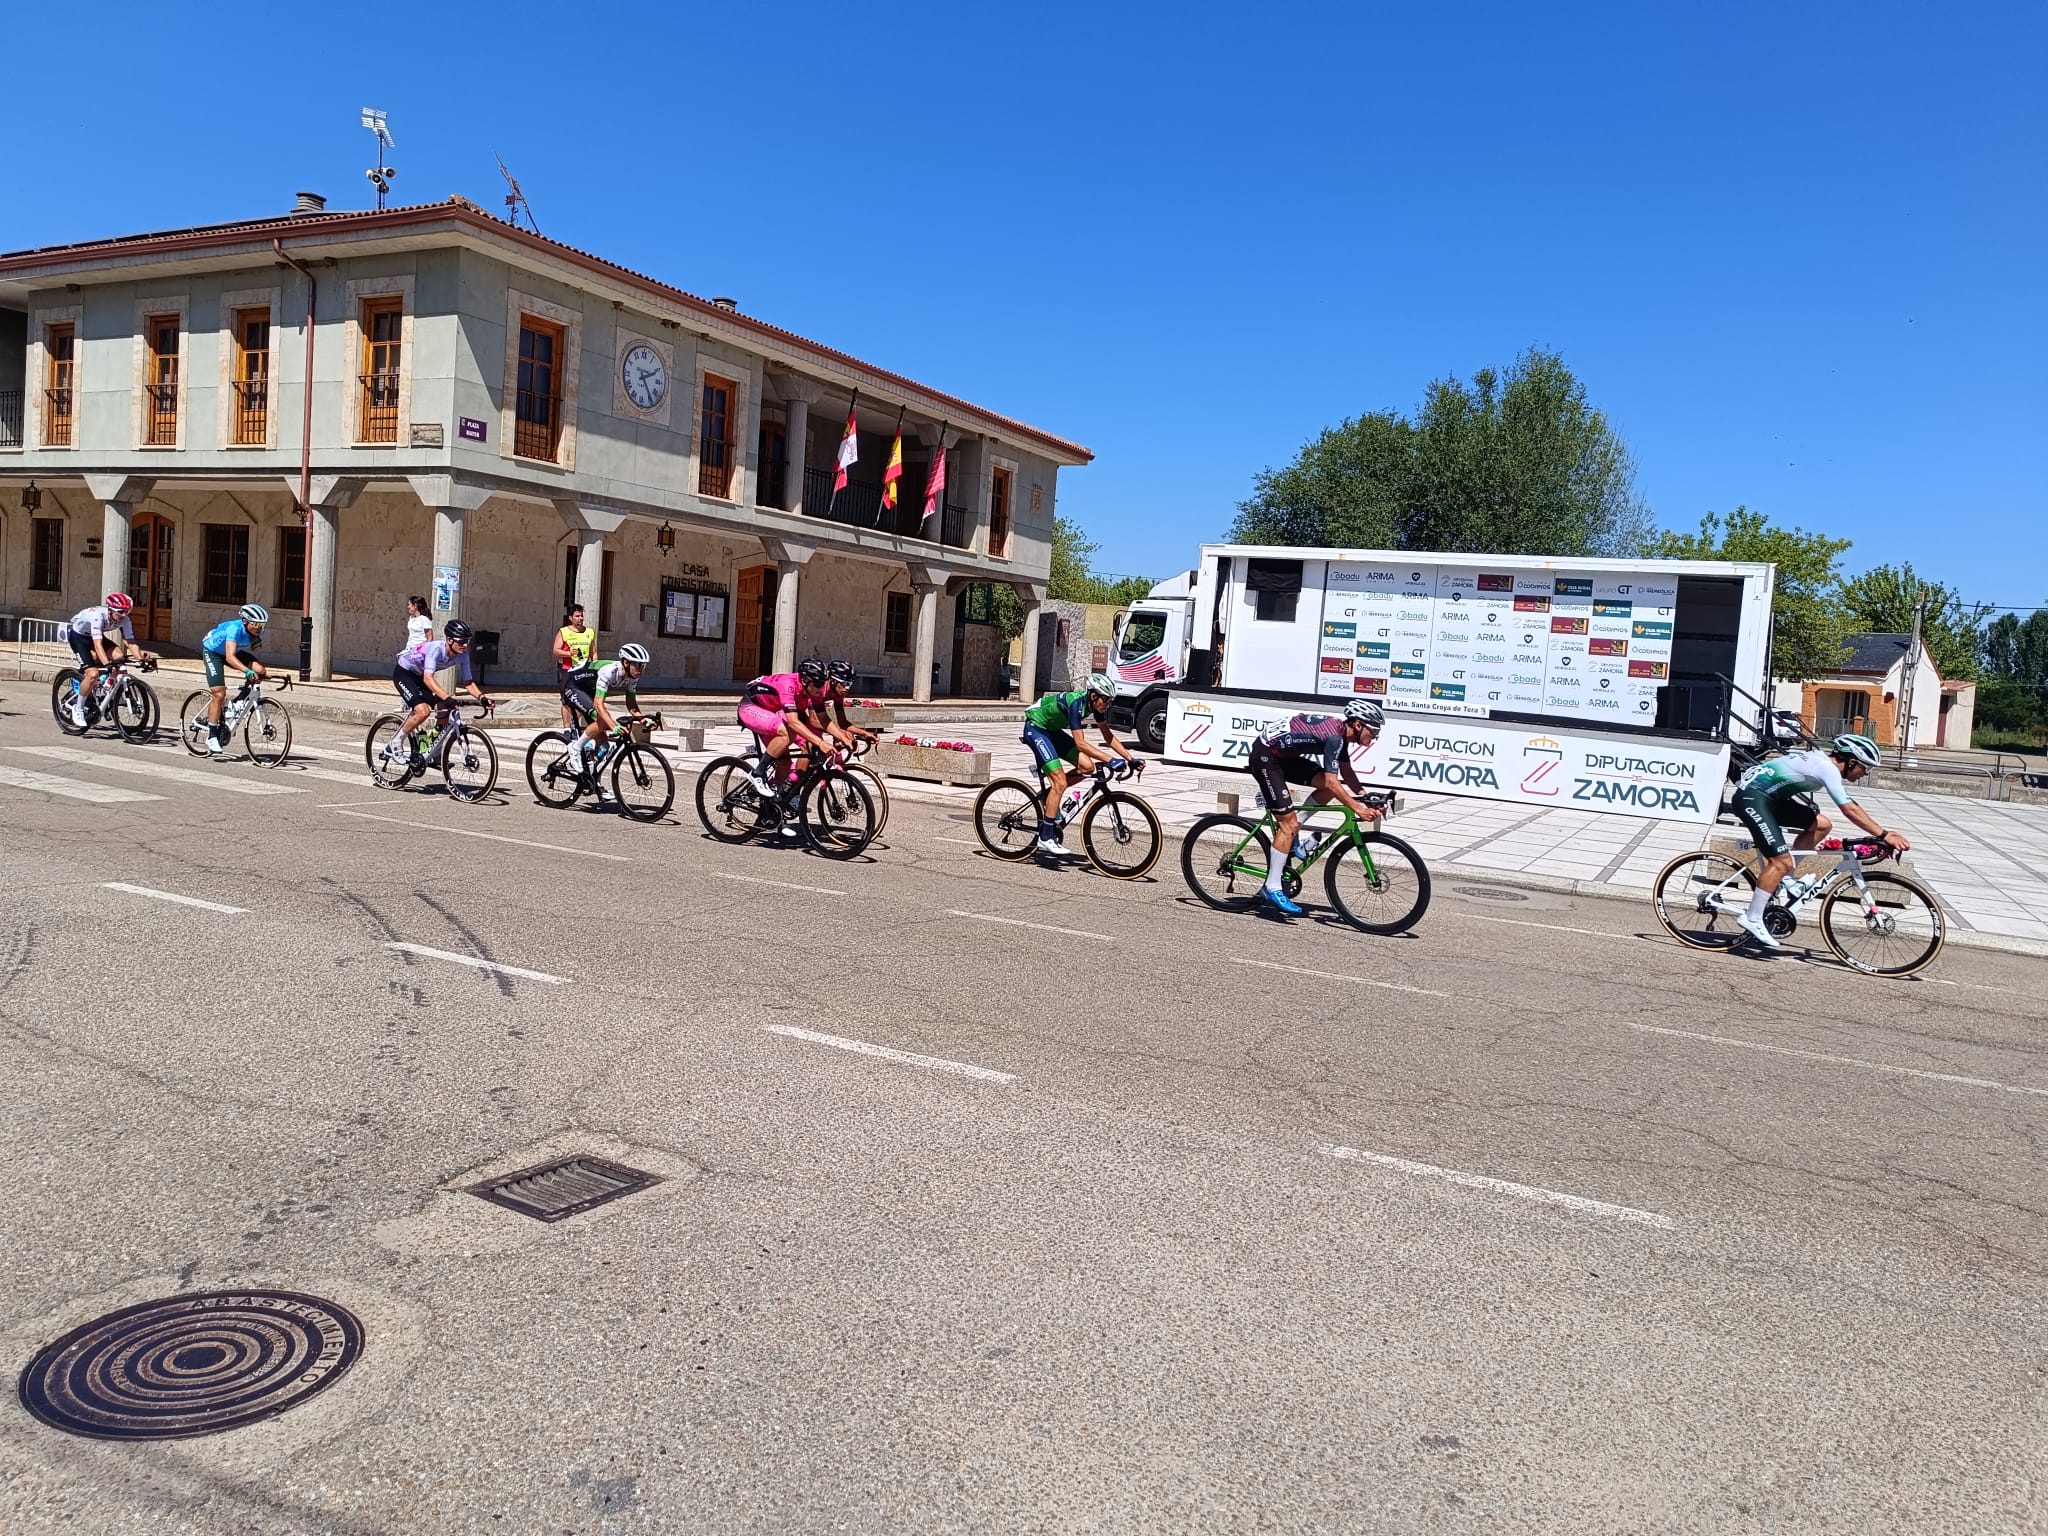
[832, 395, 860, 494]
[920, 429, 949, 533]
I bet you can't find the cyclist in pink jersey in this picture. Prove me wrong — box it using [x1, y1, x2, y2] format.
[738, 657, 833, 792]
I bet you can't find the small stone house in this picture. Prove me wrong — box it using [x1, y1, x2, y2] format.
[1773, 632, 1977, 749]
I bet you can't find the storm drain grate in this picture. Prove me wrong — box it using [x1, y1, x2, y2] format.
[467, 1156, 663, 1223]
[1452, 885, 1531, 903]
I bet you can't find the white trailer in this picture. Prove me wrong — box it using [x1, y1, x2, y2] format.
[1107, 543, 1778, 824]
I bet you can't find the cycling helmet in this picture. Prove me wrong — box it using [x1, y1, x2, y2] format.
[618, 642, 651, 666]
[797, 657, 828, 686]
[104, 592, 134, 613]
[1344, 698, 1385, 728]
[443, 618, 474, 642]
[826, 658, 856, 686]
[238, 603, 269, 626]
[1832, 732, 1882, 768]
[1085, 671, 1117, 697]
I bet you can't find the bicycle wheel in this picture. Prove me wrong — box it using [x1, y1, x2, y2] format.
[113, 678, 159, 744]
[242, 698, 291, 766]
[365, 715, 415, 789]
[442, 726, 499, 802]
[1179, 815, 1272, 911]
[694, 755, 770, 843]
[801, 768, 876, 859]
[1081, 791, 1162, 879]
[524, 730, 581, 809]
[1651, 851, 1758, 950]
[51, 671, 86, 735]
[848, 763, 891, 836]
[178, 691, 215, 756]
[973, 777, 1043, 861]
[1324, 831, 1431, 934]
[611, 743, 676, 823]
[1818, 872, 1946, 978]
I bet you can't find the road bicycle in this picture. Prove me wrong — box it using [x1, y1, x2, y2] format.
[524, 712, 676, 822]
[177, 673, 294, 767]
[1651, 836, 1946, 978]
[52, 656, 159, 744]
[694, 740, 877, 859]
[972, 759, 1162, 879]
[812, 733, 890, 837]
[1180, 793, 1431, 934]
[364, 700, 500, 801]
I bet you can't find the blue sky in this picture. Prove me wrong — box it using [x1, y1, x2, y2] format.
[8, 2, 2042, 608]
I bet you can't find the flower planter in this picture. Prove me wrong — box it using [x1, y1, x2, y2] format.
[868, 740, 991, 787]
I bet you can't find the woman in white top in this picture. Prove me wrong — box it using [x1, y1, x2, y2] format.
[405, 595, 433, 648]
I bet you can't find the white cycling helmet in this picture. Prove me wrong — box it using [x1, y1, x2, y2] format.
[1344, 698, 1384, 728]
[239, 603, 269, 626]
[1832, 732, 1881, 768]
[617, 642, 651, 666]
[1085, 672, 1117, 697]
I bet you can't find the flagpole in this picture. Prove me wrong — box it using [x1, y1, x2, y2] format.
[826, 387, 859, 521]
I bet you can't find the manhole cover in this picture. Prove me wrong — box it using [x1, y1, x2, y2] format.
[18, 1290, 364, 1441]
[468, 1155, 661, 1222]
[1452, 885, 1531, 903]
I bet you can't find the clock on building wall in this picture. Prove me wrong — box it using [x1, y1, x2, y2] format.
[621, 343, 668, 410]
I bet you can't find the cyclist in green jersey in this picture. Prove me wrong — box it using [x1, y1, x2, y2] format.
[1021, 672, 1133, 857]
[1728, 732, 1908, 950]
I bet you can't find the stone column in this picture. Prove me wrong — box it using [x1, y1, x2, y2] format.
[301, 475, 364, 681]
[911, 582, 942, 703]
[762, 537, 815, 676]
[782, 398, 809, 514]
[431, 507, 466, 624]
[84, 476, 154, 604]
[1011, 581, 1048, 701]
[573, 529, 606, 633]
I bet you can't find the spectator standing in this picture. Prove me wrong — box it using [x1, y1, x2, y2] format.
[553, 603, 597, 727]
[405, 595, 433, 649]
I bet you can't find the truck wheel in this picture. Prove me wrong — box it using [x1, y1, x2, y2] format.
[1136, 696, 1168, 754]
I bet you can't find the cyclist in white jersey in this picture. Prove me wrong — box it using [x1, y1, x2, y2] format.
[1728, 733, 1908, 950]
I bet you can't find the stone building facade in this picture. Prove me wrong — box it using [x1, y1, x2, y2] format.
[0, 196, 1090, 697]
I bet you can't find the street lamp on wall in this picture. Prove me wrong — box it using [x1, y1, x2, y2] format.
[656, 520, 676, 557]
[19, 481, 41, 513]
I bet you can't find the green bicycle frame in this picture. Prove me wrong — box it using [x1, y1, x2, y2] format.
[1219, 802, 1380, 884]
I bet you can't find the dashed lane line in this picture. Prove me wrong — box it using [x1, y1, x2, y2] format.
[101, 882, 247, 915]
[1627, 1022, 2048, 1098]
[0, 764, 162, 804]
[325, 807, 632, 861]
[1228, 956, 1450, 999]
[384, 942, 567, 985]
[6, 745, 304, 795]
[766, 1024, 1014, 1083]
[1321, 1144, 1676, 1229]
[718, 872, 847, 897]
[946, 910, 1119, 942]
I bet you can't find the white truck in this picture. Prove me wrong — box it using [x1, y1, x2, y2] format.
[1106, 543, 1779, 825]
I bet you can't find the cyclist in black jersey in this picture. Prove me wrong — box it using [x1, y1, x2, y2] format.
[1244, 698, 1384, 915]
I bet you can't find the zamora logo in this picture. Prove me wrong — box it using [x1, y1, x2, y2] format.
[1398, 736, 1497, 757]
[1572, 780, 1700, 812]
[1391, 760, 1501, 789]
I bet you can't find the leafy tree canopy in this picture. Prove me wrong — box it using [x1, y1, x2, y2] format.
[1646, 507, 1854, 681]
[1837, 562, 1987, 681]
[1982, 607, 2048, 688]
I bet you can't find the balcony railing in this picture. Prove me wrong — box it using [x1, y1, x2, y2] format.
[359, 371, 400, 444]
[232, 377, 269, 446]
[44, 387, 74, 446]
[698, 444, 737, 499]
[801, 467, 971, 547]
[142, 381, 179, 445]
[0, 390, 21, 449]
[514, 388, 563, 461]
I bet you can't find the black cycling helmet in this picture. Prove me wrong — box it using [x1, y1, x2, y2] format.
[443, 618, 474, 642]
[826, 658, 855, 686]
[797, 657, 828, 685]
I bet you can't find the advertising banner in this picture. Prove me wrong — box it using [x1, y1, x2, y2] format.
[1319, 559, 1679, 728]
[1165, 693, 1728, 823]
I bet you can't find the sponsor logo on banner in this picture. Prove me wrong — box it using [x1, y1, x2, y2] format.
[1508, 671, 1542, 685]
[1476, 628, 1508, 643]
[1391, 661, 1428, 679]
[1512, 650, 1545, 664]
[1322, 621, 1356, 639]
[1554, 578, 1594, 597]
[1546, 694, 1580, 709]
[1478, 573, 1514, 592]
[1430, 682, 1467, 701]
[1551, 615, 1590, 635]
[1180, 701, 1214, 755]
[1396, 608, 1430, 623]
[1513, 595, 1551, 613]
[1628, 659, 1669, 679]
[1520, 736, 1564, 795]
[1593, 598, 1632, 616]
[1572, 779, 1701, 812]
[1354, 676, 1388, 694]
[1589, 637, 1629, 656]
[1589, 694, 1621, 712]
[1390, 758, 1499, 789]
[1474, 649, 1506, 664]
[1398, 735, 1497, 756]
[1358, 641, 1391, 659]
[1631, 620, 1674, 640]
[1318, 656, 1354, 674]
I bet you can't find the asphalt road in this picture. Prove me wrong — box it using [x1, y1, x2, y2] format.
[0, 696, 2042, 1535]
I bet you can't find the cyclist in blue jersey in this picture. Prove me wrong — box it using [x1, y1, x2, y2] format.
[200, 604, 270, 758]
[1244, 699, 1384, 915]
[1728, 733, 1906, 950]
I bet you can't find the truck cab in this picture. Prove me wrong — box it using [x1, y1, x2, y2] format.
[1108, 577, 1197, 751]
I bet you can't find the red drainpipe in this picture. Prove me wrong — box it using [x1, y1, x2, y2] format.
[272, 238, 317, 677]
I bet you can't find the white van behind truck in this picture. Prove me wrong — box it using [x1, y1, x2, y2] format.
[1107, 543, 1778, 825]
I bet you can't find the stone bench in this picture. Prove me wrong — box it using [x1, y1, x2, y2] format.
[868, 740, 990, 787]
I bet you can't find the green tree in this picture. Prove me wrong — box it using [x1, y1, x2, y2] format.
[990, 516, 1155, 638]
[1230, 349, 1649, 557]
[1646, 507, 1854, 680]
[1837, 563, 1987, 681]
[1980, 607, 2048, 686]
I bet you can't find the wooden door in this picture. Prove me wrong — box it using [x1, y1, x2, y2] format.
[733, 566, 763, 680]
[126, 512, 176, 643]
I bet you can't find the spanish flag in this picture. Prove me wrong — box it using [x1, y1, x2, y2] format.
[879, 423, 903, 511]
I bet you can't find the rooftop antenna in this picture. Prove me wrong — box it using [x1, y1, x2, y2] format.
[495, 153, 539, 235]
[361, 108, 397, 209]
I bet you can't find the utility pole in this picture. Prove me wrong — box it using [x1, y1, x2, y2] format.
[1897, 584, 1926, 768]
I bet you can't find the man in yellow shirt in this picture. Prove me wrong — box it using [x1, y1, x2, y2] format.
[553, 603, 596, 727]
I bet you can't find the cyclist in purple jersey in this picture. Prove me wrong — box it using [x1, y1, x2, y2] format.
[1244, 699, 1385, 915]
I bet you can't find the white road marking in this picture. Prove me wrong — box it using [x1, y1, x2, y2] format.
[717, 872, 846, 897]
[1321, 1144, 1676, 1229]
[1459, 912, 1638, 942]
[101, 882, 247, 915]
[1228, 956, 1450, 999]
[947, 910, 1118, 942]
[6, 745, 304, 796]
[274, 763, 373, 787]
[766, 1024, 1014, 1083]
[1627, 1023, 2048, 1098]
[935, 836, 986, 846]
[326, 808, 631, 861]
[384, 942, 567, 984]
[0, 764, 162, 804]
